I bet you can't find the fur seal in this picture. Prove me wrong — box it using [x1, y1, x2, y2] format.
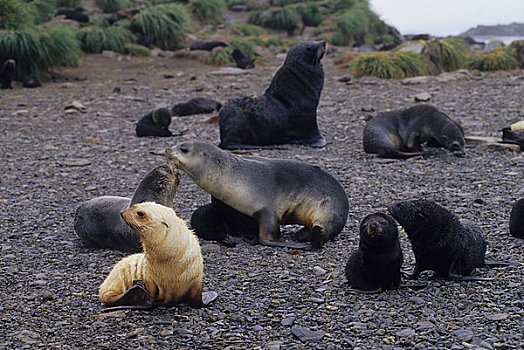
[171, 97, 222, 117]
[345, 213, 403, 291]
[363, 104, 465, 159]
[190, 41, 227, 51]
[55, 8, 89, 22]
[136, 108, 172, 137]
[22, 74, 42, 88]
[232, 49, 254, 69]
[166, 141, 349, 248]
[509, 198, 524, 238]
[218, 41, 327, 149]
[191, 196, 259, 247]
[388, 199, 499, 281]
[99, 202, 216, 309]
[0, 59, 16, 89]
[74, 163, 180, 252]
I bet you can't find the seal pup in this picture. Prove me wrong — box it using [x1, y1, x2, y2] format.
[74, 163, 180, 252]
[136, 108, 173, 137]
[363, 104, 465, 159]
[0, 59, 16, 89]
[171, 97, 222, 117]
[218, 41, 327, 149]
[99, 202, 216, 309]
[166, 141, 349, 248]
[509, 198, 524, 238]
[191, 196, 259, 247]
[22, 74, 42, 88]
[232, 49, 254, 69]
[345, 213, 403, 291]
[388, 199, 510, 281]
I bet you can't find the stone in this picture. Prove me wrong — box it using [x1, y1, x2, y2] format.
[485, 143, 520, 152]
[210, 67, 250, 76]
[399, 42, 425, 54]
[396, 328, 415, 337]
[454, 329, 474, 342]
[313, 266, 326, 275]
[413, 92, 431, 102]
[281, 316, 296, 326]
[401, 76, 432, 85]
[465, 136, 499, 144]
[290, 326, 325, 342]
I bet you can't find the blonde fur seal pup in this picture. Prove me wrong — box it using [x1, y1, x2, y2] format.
[99, 202, 216, 309]
[166, 141, 349, 248]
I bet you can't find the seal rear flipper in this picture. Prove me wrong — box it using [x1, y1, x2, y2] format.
[184, 282, 218, 308]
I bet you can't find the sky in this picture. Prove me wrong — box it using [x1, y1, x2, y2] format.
[369, 0, 524, 37]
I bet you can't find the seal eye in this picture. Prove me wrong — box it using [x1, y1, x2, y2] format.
[137, 211, 145, 218]
[180, 146, 189, 154]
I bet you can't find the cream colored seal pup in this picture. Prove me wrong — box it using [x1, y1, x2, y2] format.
[99, 202, 215, 309]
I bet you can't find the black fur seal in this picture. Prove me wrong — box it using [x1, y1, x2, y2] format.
[74, 163, 180, 252]
[0, 59, 16, 89]
[363, 104, 465, 159]
[345, 213, 403, 291]
[218, 41, 327, 149]
[171, 97, 222, 117]
[190, 197, 259, 247]
[509, 198, 524, 238]
[189, 41, 227, 51]
[166, 141, 349, 248]
[136, 108, 172, 137]
[232, 49, 254, 69]
[388, 199, 498, 281]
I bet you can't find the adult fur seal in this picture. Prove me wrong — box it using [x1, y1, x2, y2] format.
[218, 41, 327, 149]
[232, 49, 254, 69]
[388, 199, 505, 281]
[166, 141, 349, 248]
[345, 213, 403, 291]
[99, 202, 216, 309]
[136, 108, 172, 137]
[74, 163, 180, 252]
[509, 198, 524, 238]
[171, 97, 222, 117]
[0, 59, 16, 89]
[363, 104, 465, 159]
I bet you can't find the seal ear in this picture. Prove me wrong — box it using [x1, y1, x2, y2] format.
[161, 221, 169, 228]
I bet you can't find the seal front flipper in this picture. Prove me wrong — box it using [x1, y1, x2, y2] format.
[255, 210, 310, 248]
[102, 280, 155, 310]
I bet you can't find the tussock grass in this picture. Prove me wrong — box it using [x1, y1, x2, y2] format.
[95, 0, 130, 14]
[130, 4, 189, 50]
[38, 25, 81, 68]
[78, 26, 133, 54]
[509, 40, 524, 68]
[204, 47, 232, 65]
[296, 3, 323, 27]
[189, 0, 227, 25]
[56, 0, 82, 7]
[248, 7, 300, 35]
[0, 0, 34, 30]
[350, 51, 428, 79]
[232, 23, 264, 36]
[467, 47, 519, 71]
[27, 0, 57, 25]
[126, 43, 151, 56]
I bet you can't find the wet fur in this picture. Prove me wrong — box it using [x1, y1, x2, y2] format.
[219, 41, 326, 149]
[167, 141, 349, 248]
[363, 104, 465, 159]
[345, 213, 403, 291]
[509, 198, 524, 238]
[74, 163, 180, 252]
[388, 199, 490, 281]
[99, 202, 204, 306]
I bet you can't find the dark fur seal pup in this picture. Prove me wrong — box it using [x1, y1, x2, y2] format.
[232, 49, 254, 69]
[171, 97, 222, 117]
[191, 196, 259, 247]
[22, 74, 42, 88]
[190, 41, 227, 51]
[363, 104, 465, 159]
[136, 108, 172, 137]
[345, 213, 403, 291]
[388, 199, 498, 281]
[166, 141, 349, 248]
[218, 41, 327, 149]
[74, 163, 180, 252]
[0, 59, 16, 89]
[55, 8, 89, 22]
[509, 198, 524, 238]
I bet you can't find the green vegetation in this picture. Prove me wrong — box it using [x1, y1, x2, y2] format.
[55, 0, 82, 7]
[350, 51, 428, 79]
[246, 1, 269, 11]
[38, 25, 81, 68]
[225, 0, 245, 9]
[232, 23, 264, 36]
[130, 4, 190, 50]
[0, 0, 34, 30]
[126, 43, 152, 56]
[189, 0, 227, 26]
[509, 40, 524, 68]
[249, 7, 300, 35]
[27, 0, 57, 25]
[270, 0, 302, 6]
[78, 26, 133, 54]
[96, 0, 130, 13]
[229, 38, 256, 60]
[88, 14, 110, 28]
[204, 47, 232, 65]
[296, 3, 323, 27]
[467, 47, 519, 71]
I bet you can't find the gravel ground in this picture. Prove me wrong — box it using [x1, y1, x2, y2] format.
[1, 53, 523, 349]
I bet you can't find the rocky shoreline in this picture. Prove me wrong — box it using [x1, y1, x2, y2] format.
[1, 54, 523, 349]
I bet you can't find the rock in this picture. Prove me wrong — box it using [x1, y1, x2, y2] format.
[396, 328, 415, 337]
[413, 92, 431, 102]
[64, 101, 87, 113]
[60, 159, 92, 167]
[338, 74, 352, 83]
[485, 143, 520, 152]
[465, 136, 500, 144]
[309, 297, 325, 304]
[290, 326, 325, 342]
[313, 266, 326, 275]
[266, 341, 282, 350]
[210, 67, 250, 76]
[102, 50, 118, 59]
[401, 76, 432, 85]
[281, 316, 296, 326]
[486, 313, 509, 321]
[454, 329, 474, 342]
[399, 42, 425, 55]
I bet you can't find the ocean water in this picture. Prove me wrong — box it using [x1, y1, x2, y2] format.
[470, 35, 524, 45]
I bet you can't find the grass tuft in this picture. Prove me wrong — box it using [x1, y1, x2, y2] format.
[248, 6, 300, 35]
[350, 51, 428, 79]
[189, 0, 227, 26]
[78, 26, 133, 54]
[467, 47, 519, 71]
